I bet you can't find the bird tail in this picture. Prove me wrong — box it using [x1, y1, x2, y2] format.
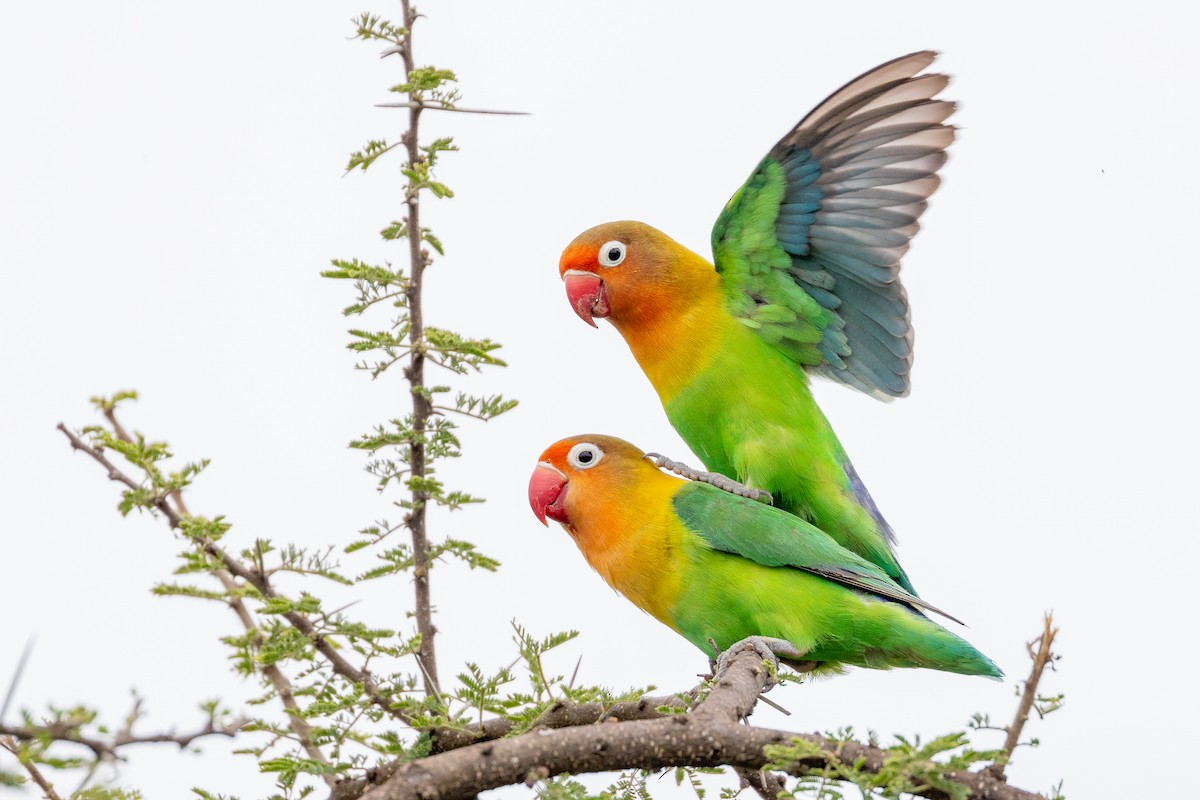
[876, 610, 1004, 679]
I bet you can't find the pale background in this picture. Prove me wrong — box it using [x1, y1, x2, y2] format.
[2, 1, 1196, 797]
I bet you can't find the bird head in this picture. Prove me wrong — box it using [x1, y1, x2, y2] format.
[528, 434, 653, 532]
[557, 221, 694, 330]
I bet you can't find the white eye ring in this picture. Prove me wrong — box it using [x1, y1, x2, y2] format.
[567, 442, 604, 470]
[598, 241, 626, 268]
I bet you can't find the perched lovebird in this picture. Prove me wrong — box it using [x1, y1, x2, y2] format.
[558, 52, 954, 593]
[528, 434, 1000, 679]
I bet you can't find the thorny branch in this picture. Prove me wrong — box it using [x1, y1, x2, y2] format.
[57, 421, 408, 727]
[395, 0, 439, 698]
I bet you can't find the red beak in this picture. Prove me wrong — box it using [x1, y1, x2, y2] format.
[528, 463, 569, 526]
[563, 270, 610, 327]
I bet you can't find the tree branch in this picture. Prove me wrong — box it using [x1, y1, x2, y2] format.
[0, 715, 243, 763]
[992, 612, 1059, 778]
[396, 0, 439, 697]
[58, 422, 183, 526]
[428, 692, 690, 753]
[0, 736, 63, 800]
[331, 651, 1044, 800]
[355, 648, 769, 800]
[57, 421, 412, 726]
[735, 765, 788, 800]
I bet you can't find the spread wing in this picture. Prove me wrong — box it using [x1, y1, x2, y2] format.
[711, 51, 954, 399]
[672, 482, 961, 623]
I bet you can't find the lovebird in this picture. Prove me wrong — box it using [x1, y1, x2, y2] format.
[528, 434, 1000, 679]
[558, 52, 954, 594]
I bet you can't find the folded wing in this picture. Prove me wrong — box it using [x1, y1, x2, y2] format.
[672, 482, 961, 623]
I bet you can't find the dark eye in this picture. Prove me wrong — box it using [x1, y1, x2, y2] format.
[598, 240, 626, 268]
[567, 442, 604, 469]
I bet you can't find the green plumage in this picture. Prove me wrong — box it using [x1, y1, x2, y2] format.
[663, 316, 916, 592]
[667, 482, 1000, 678]
[559, 54, 957, 596]
[673, 53, 958, 594]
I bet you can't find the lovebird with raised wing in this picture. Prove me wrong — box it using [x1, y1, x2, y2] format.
[528, 434, 1000, 678]
[558, 53, 954, 593]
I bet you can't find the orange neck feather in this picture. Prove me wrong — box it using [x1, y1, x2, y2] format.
[608, 245, 729, 402]
[566, 465, 685, 625]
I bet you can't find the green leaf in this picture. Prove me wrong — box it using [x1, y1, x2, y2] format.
[381, 221, 408, 241]
[257, 626, 312, 666]
[346, 139, 400, 172]
[89, 389, 138, 412]
[389, 67, 457, 95]
[351, 12, 407, 44]
[73, 788, 146, 800]
[152, 583, 229, 602]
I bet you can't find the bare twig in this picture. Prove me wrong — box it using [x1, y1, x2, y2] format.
[0, 715, 243, 762]
[112, 715, 247, 751]
[992, 612, 1059, 778]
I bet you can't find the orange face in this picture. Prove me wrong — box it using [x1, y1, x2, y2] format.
[557, 221, 685, 332]
[527, 434, 648, 533]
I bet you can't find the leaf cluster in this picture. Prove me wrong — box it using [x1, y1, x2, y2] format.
[766, 729, 1007, 800]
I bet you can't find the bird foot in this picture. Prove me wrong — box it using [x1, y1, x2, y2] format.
[644, 453, 773, 504]
[714, 636, 808, 692]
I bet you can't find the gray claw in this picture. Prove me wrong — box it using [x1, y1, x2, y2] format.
[714, 636, 808, 691]
[644, 453, 773, 504]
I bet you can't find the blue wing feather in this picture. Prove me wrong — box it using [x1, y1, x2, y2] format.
[712, 52, 955, 399]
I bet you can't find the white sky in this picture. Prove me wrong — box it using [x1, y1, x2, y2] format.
[1, 1, 1197, 798]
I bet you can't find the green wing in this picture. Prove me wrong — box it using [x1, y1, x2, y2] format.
[711, 51, 954, 399]
[672, 482, 960, 623]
